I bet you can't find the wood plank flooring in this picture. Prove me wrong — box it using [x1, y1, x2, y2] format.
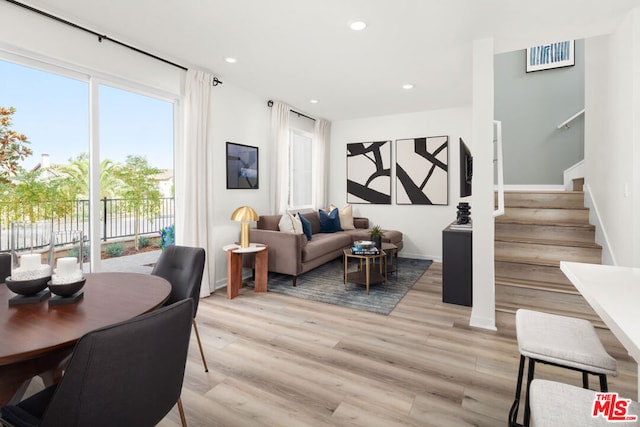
[159, 263, 638, 426]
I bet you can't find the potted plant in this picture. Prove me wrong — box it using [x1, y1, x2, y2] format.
[369, 225, 384, 250]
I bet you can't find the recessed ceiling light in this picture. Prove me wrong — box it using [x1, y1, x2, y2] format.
[402, 84, 414, 90]
[310, 99, 319, 104]
[224, 57, 237, 64]
[349, 20, 367, 31]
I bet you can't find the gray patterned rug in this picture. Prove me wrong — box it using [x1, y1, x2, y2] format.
[253, 257, 432, 315]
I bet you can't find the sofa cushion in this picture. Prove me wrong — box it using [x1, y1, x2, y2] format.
[330, 204, 355, 230]
[297, 213, 313, 241]
[298, 211, 321, 234]
[319, 208, 342, 233]
[278, 212, 303, 234]
[301, 233, 352, 262]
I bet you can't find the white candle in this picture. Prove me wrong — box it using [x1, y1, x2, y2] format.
[20, 253, 41, 270]
[56, 257, 78, 276]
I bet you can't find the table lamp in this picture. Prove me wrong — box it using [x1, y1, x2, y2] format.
[230, 206, 258, 248]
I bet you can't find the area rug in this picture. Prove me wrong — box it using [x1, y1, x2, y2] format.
[256, 257, 432, 315]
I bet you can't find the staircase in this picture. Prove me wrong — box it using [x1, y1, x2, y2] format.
[494, 190, 605, 327]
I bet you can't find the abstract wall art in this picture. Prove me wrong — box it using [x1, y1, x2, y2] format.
[396, 136, 448, 205]
[526, 40, 575, 72]
[226, 142, 258, 189]
[346, 141, 391, 204]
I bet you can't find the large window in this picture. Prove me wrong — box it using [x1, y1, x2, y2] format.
[0, 54, 176, 271]
[289, 129, 313, 209]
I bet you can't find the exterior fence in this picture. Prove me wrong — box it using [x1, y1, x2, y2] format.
[0, 197, 175, 252]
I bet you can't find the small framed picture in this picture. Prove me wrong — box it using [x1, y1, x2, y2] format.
[526, 40, 575, 72]
[226, 142, 258, 189]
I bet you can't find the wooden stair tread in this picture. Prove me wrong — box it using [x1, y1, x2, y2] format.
[495, 303, 607, 329]
[495, 255, 561, 268]
[495, 277, 579, 295]
[495, 235, 601, 249]
[495, 218, 594, 228]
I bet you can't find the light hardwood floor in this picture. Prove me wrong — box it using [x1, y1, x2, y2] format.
[160, 263, 638, 426]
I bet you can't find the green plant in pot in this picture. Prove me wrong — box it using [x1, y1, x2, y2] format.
[369, 225, 384, 250]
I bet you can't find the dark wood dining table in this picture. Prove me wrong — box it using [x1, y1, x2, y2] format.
[0, 272, 171, 406]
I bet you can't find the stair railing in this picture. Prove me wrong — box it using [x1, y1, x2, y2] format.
[493, 120, 504, 218]
[557, 108, 585, 129]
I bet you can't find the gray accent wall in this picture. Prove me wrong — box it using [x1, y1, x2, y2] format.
[494, 39, 584, 185]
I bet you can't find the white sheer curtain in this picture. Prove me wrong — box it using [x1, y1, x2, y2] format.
[269, 101, 291, 214]
[313, 118, 330, 210]
[176, 69, 215, 297]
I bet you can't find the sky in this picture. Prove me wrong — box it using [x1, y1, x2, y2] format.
[0, 58, 174, 171]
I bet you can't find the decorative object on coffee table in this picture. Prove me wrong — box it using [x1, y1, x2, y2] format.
[369, 225, 384, 250]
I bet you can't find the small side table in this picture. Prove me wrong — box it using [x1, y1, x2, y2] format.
[223, 243, 268, 299]
[343, 249, 386, 295]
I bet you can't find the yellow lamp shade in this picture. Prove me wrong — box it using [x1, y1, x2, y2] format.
[231, 206, 258, 248]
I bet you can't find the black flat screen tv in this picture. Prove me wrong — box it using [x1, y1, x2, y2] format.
[460, 138, 472, 198]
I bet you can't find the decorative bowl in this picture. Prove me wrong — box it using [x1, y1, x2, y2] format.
[5, 276, 51, 296]
[48, 278, 86, 297]
[354, 240, 375, 250]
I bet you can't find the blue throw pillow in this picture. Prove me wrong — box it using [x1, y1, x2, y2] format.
[298, 213, 313, 240]
[319, 208, 342, 233]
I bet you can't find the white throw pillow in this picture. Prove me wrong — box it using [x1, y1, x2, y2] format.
[278, 212, 303, 234]
[330, 204, 355, 230]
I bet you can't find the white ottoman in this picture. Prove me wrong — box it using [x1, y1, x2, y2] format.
[509, 309, 618, 427]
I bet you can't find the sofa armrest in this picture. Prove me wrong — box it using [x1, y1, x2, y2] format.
[248, 229, 305, 276]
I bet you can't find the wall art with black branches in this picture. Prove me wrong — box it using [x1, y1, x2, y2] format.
[395, 136, 448, 205]
[346, 141, 391, 204]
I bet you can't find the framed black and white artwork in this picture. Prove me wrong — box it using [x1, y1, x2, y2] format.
[226, 142, 258, 189]
[395, 136, 448, 205]
[346, 141, 391, 204]
[526, 40, 575, 72]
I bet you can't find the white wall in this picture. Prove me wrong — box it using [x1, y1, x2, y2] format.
[329, 107, 472, 261]
[584, 8, 640, 267]
[209, 83, 271, 288]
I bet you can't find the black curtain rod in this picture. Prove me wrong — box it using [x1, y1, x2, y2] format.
[267, 100, 315, 121]
[5, 0, 222, 86]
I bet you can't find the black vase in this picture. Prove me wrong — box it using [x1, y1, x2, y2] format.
[372, 236, 382, 250]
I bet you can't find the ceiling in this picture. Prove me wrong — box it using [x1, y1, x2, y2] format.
[21, 0, 640, 121]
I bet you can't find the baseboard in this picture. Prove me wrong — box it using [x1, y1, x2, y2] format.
[469, 314, 497, 331]
[399, 253, 441, 263]
[583, 184, 617, 265]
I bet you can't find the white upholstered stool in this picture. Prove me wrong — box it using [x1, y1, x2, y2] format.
[530, 379, 640, 426]
[509, 309, 618, 427]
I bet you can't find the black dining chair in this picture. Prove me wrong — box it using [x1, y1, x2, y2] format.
[0, 298, 194, 427]
[151, 245, 208, 372]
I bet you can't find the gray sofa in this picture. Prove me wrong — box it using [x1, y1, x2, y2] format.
[248, 212, 403, 286]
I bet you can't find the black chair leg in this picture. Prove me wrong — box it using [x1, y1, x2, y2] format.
[582, 371, 589, 389]
[523, 358, 536, 427]
[509, 355, 526, 427]
[599, 374, 608, 392]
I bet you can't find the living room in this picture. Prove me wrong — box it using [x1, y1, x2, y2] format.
[2, 1, 640, 425]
